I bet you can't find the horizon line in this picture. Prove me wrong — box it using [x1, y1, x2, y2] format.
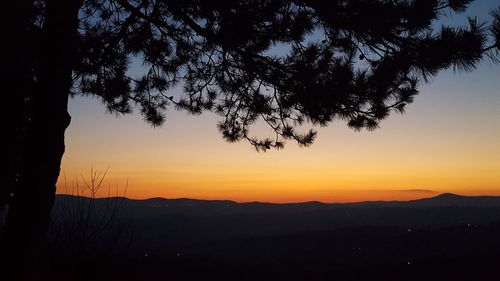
[53, 192, 500, 205]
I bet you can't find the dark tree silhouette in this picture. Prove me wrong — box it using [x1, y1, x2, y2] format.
[1, 0, 499, 275]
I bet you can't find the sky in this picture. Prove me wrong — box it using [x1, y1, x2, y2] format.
[58, 1, 500, 203]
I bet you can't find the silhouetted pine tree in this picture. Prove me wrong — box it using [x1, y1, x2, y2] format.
[1, 0, 499, 277]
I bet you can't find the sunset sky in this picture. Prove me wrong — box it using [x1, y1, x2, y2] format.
[58, 1, 500, 203]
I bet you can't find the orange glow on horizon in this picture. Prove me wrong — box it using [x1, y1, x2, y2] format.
[56, 161, 500, 203]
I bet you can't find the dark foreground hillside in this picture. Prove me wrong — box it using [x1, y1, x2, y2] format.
[47, 193, 500, 280]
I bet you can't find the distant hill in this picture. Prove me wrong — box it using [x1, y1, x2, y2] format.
[56, 192, 500, 208]
[53, 193, 500, 242]
[50, 193, 500, 281]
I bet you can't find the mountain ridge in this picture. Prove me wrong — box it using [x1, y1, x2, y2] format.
[52, 192, 500, 248]
[55, 192, 500, 208]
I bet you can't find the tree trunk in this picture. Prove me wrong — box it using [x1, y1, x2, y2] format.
[1, 0, 35, 224]
[2, 0, 81, 278]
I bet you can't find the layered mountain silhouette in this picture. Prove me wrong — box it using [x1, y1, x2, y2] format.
[56, 192, 500, 208]
[53, 192, 500, 239]
[50, 193, 500, 281]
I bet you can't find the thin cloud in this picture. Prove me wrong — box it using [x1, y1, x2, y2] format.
[397, 189, 437, 193]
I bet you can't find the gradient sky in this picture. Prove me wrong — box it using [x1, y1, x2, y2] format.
[58, 1, 500, 203]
